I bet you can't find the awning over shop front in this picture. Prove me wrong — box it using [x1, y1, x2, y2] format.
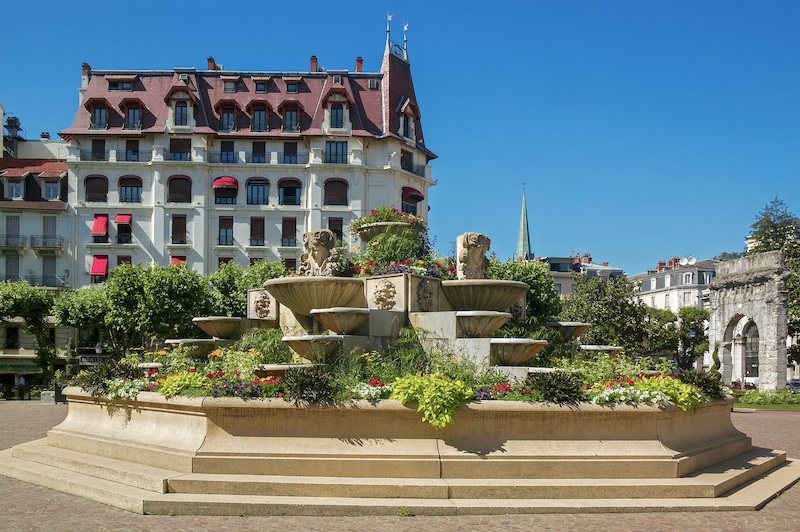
[90, 256, 108, 276]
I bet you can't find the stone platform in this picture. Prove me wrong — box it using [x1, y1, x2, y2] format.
[0, 387, 798, 516]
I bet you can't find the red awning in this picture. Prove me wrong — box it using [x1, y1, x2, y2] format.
[90, 256, 108, 276]
[213, 176, 238, 189]
[402, 186, 424, 201]
[91, 214, 108, 235]
[171, 256, 186, 265]
[115, 214, 132, 224]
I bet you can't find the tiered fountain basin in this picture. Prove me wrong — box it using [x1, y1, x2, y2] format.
[192, 316, 242, 340]
[545, 321, 591, 342]
[281, 334, 343, 362]
[441, 279, 528, 311]
[455, 311, 511, 337]
[310, 307, 370, 335]
[357, 221, 419, 242]
[490, 338, 549, 366]
[262, 277, 365, 316]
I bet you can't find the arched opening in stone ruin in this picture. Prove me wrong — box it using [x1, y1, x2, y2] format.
[722, 314, 760, 386]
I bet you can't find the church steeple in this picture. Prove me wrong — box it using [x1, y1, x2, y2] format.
[514, 186, 532, 261]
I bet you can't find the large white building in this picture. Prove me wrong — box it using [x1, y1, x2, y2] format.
[59, 36, 435, 285]
[631, 257, 718, 312]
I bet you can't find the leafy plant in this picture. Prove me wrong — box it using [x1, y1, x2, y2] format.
[349, 206, 426, 234]
[232, 328, 293, 364]
[525, 371, 585, 405]
[677, 369, 727, 400]
[633, 376, 703, 412]
[283, 366, 335, 405]
[391, 373, 474, 428]
[158, 370, 208, 399]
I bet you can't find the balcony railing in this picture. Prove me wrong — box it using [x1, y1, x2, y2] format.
[323, 196, 348, 206]
[401, 160, 426, 177]
[29, 235, 64, 249]
[167, 151, 192, 161]
[88, 121, 108, 130]
[167, 193, 192, 203]
[208, 152, 238, 164]
[251, 122, 268, 132]
[171, 233, 189, 245]
[281, 238, 297, 247]
[279, 195, 301, 206]
[80, 150, 110, 162]
[0, 235, 27, 248]
[246, 152, 269, 163]
[282, 123, 300, 133]
[324, 153, 348, 164]
[92, 235, 109, 244]
[218, 236, 234, 246]
[123, 121, 142, 130]
[26, 276, 66, 288]
[278, 152, 308, 164]
[124, 151, 151, 162]
[117, 234, 133, 244]
[249, 238, 265, 246]
[85, 192, 108, 202]
[2, 275, 23, 282]
[214, 196, 237, 205]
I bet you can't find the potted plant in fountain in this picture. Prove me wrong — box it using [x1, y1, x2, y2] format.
[350, 206, 425, 242]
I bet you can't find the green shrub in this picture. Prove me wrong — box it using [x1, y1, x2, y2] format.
[633, 376, 703, 412]
[391, 373, 474, 428]
[158, 370, 209, 399]
[678, 369, 727, 400]
[75, 359, 140, 397]
[283, 366, 335, 405]
[232, 328, 293, 364]
[737, 391, 800, 405]
[525, 371, 585, 405]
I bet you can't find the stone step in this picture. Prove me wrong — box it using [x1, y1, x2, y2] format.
[11, 439, 179, 493]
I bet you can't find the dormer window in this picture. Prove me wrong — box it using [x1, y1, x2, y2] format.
[90, 106, 107, 129]
[124, 106, 141, 130]
[44, 181, 60, 200]
[6, 181, 23, 199]
[401, 114, 411, 138]
[251, 107, 268, 132]
[286, 82, 298, 93]
[283, 107, 298, 132]
[221, 109, 236, 132]
[255, 81, 267, 93]
[369, 79, 379, 90]
[109, 81, 132, 91]
[330, 104, 344, 129]
[175, 101, 188, 126]
[224, 80, 236, 93]
[333, 75, 342, 85]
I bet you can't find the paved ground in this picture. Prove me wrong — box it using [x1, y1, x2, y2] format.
[0, 400, 798, 532]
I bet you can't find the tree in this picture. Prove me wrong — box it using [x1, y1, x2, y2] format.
[676, 306, 710, 370]
[748, 197, 798, 254]
[715, 251, 745, 261]
[141, 264, 209, 339]
[559, 274, 647, 353]
[0, 281, 56, 380]
[488, 259, 561, 325]
[785, 239, 800, 364]
[642, 307, 678, 356]
[208, 259, 289, 317]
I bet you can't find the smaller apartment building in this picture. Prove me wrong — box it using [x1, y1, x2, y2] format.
[538, 253, 625, 298]
[631, 257, 717, 312]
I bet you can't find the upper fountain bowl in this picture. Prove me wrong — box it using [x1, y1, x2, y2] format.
[262, 277, 365, 316]
[440, 279, 528, 312]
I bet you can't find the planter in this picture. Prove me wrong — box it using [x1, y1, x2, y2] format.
[263, 277, 365, 316]
[356, 221, 419, 242]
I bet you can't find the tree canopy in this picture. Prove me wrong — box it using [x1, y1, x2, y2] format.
[748, 197, 798, 254]
[488, 259, 561, 324]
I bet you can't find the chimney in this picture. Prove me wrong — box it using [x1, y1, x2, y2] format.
[81, 63, 91, 88]
[355, 56, 363, 72]
[310, 55, 318, 72]
[582, 253, 591, 264]
[656, 260, 666, 272]
[40, 132, 50, 140]
[207, 56, 217, 70]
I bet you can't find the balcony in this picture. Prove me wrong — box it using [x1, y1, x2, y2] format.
[282, 124, 301, 133]
[208, 152, 238, 164]
[324, 196, 348, 206]
[218, 236, 234, 246]
[26, 276, 67, 288]
[167, 151, 192, 161]
[2, 275, 23, 282]
[170, 233, 189, 245]
[279, 195, 301, 206]
[324, 153, 348, 164]
[0, 235, 27, 249]
[116, 234, 133, 244]
[167, 193, 192, 203]
[123, 121, 142, 130]
[29, 235, 64, 251]
[249, 238, 265, 246]
[88, 121, 108, 130]
[401, 160, 426, 177]
[123, 151, 151, 162]
[80, 150, 110, 162]
[246, 152, 269, 163]
[85, 192, 108, 202]
[278, 153, 308, 164]
[281, 238, 297, 247]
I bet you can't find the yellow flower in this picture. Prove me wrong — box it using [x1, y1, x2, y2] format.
[208, 348, 225, 358]
[417, 260, 425, 265]
[371, 241, 379, 246]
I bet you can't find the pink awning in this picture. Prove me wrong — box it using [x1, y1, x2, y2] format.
[171, 256, 186, 265]
[90, 256, 108, 276]
[213, 176, 238, 189]
[91, 214, 108, 236]
[402, 186, 424, 201]
[115, 214, 132, 224]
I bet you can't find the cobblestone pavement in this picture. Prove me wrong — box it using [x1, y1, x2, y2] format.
[1, 401, 798, 532]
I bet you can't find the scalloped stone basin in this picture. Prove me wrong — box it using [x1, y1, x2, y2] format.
[455, 311, 511, 338]
[357, 221, 419, 242]
[263, 277, 365, 316]
[164, 338, 216, 358]
[490, 338, 549, 366]
[545, 322, 591, 342]
[310, 307, 370, 335]
[441, 280, 529, 311]
[282, 334, 343, 362]
[192, 317, 242, 340]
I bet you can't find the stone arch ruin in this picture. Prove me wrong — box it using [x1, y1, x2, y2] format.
[708, 251, 789, 391]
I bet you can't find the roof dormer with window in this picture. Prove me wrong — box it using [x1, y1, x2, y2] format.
[165, 87, 196, 132]
[396, 97, 418, 142]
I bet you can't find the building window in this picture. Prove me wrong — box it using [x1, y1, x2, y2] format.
[330, 104, 344, 129]
[89, 139, 107, 161]
[250, 217, 265, 246]
[401, 186, 424, 215]
[117, 255, 132, 266]
[664, 293, 670, 307]
[219, 217, 233, 246]
[286, 82, 298, 93]
[281, 217, 297, 247]
[283, 258, 297, 272]
[650, 278, 656, 291]
[255, 81, 267, 93]
[44, 181, 60, 200]
[278, 179, 301, 206]
[224, 80, 236, 93]
[401, 114, 411, 138]
[251, 142, 266, 163]
[682, 272, 693, 285]
[324, 141, 347, 164]
[220, 141, 236, 163]
[85, 175, 108, 202]
[116, 216, 132, 244]
[119, 176, 142, 203]
[168, 139, 191, 161]
[251, 108, 267, 132]
[328, 218, 343, 242]
[125, 140, 140, 162]
[283, 108, 298, 132]
[221, 110, 236, 132]
[91, 214, 109, 243]
[90, 255, 109, 283]
[282, 142, 297, 164]
[124, 106, 141, 129]
[5, 327, 20, 350]
[664, 275, 671, 288]
[218, 257, 233, 267]
[171, 215, 187, 244]
[171, 256, 186, 266]
[247, 178, 269, 205]
[109, 81, 132, 91]
[369, 79, 379, 90]
[174, 102, 188, 126]
[167, 175, 192, 203]
[4, 253, 19, 281]
[683, 292, 693, 306]
[323, 179, 348, 206]
[6, 181, 23, 199]
[91, 106, 107, 129]
[703, 272, 713, 284]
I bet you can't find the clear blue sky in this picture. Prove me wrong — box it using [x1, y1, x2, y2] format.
[3, 1, 798, 274]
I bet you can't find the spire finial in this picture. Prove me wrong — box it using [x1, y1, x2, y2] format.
[514, 184, 532, 262]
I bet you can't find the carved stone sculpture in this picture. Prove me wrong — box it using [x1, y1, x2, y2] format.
[253, 290, 272, 319]
[457, 232, 491, 280]
[373, 278, 397, 310]
[298, 229, 340, 277]
[417, 278, 433, 312]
